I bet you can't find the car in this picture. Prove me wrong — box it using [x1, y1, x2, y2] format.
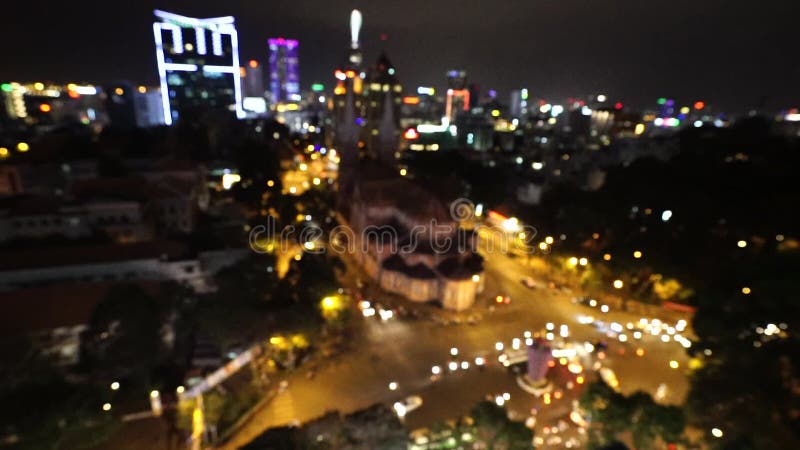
[494, 295, 511, 305]
[521, 277, 540, 289]
[599, 367, 620, 391]
[393, 395, 423, 418]
[378, 306, 394, 321]
[577, 314, 595, 324]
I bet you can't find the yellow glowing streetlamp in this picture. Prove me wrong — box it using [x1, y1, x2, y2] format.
[321, 295, 344, 320]
[567, 257, 579, 267]
[321, 296, 338, 310]
[613, 279, 624, 289]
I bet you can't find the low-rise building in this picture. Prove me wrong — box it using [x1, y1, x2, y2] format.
[0, 240, 247, 293]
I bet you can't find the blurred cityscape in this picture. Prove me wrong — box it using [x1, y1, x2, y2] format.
[0, 5, 798, 450]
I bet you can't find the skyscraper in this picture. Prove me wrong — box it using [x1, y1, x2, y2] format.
[243, 60, 265, 99]
[445, 70, 470, 122]
[267, 38, 300, 104]
[365, 52, 402, 162]
[332, 9, 365, 152]
[152, 9, 245, 125]
[242, 60, 267, 115]
[509, 88, 529, 120]
[105, 82, 165, 129]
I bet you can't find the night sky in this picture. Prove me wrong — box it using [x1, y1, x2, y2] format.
[2, 0, 798, 111]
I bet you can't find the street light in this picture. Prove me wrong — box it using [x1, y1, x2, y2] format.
[110, 381, 120, 391]
[613, 279, 624, 289]
[567, 257, 578, 267]
[320, 295, 343, 320]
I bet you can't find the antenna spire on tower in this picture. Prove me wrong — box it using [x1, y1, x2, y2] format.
[350, 9, 362, 49]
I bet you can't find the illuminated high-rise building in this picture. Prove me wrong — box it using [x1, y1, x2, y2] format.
[365, 52, 402, 162]
[267, 38, 299, 103]
[243, 59, 265, 98]
[242, 59, 267, 115]
[105, 82, 165, 129]
[1, 82, 105, 128]
[510, 88, 529, 119]
[332, 9, 366, 152]
[152, 9, 245, 125]
[445, 70, 470, 122]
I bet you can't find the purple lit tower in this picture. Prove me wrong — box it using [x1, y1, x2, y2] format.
[268, 38, 299, 103]
[527, 338, 553, 383]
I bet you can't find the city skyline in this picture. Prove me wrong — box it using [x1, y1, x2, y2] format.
[2, 3, 800, 449]
[2, 0, 799, 111]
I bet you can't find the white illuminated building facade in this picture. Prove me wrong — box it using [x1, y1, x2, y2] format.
[152, 10, 245, 125]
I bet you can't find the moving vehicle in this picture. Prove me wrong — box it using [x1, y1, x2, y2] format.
[599, 367, 620, 391]
[393, 395, 423, 418]
[495, 295, 511, 305]
[521, 277, 541, 289]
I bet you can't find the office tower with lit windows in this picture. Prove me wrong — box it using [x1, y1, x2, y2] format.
[364, 52, 402, 162]
[267, 38, 300, 104]
[509, 88, 529, 119]
[1, 82, 106, 129]
[243, 60, 265, 99]
[152, 9, 245, 125]
[241, 59, 267, 115]
[445, 70, 470, 123]
[332, 9, 365, 152]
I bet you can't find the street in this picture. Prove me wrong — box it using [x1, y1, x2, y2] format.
[220, 241, 692, 449]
